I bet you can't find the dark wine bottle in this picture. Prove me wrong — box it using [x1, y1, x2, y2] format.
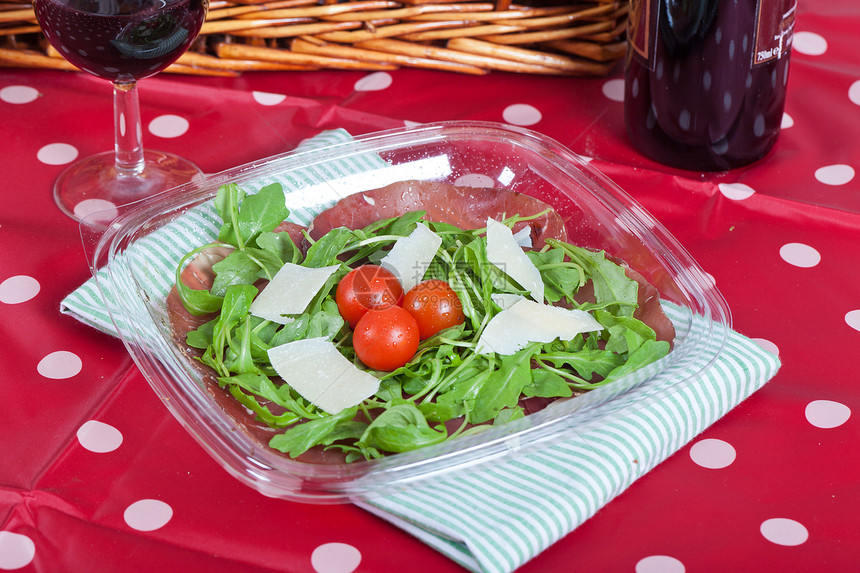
[624, 0, 797, 171]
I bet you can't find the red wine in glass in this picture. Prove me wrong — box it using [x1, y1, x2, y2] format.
[34, 0, 209, 222]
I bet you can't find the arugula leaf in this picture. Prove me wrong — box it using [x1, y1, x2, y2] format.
[225, 316, 258, 375]
[174, 244, 226, 315]
[359, 403, 447, 453]
[267, 298, 344, 347]
[604, 339, 670, 382]
[548, 241, 638, 316]
[306, 298, 345, 339]
[418, 400, 465, 423]
[528, 248, 586, 304]
[269, 406, 359, 457]
[224, 372, 317, 419]
[595, 310, 657, 354]
[214, 184, 246, 248]
[471, 346, 536, 424]
[538, 347, 623, 381]
[255, 230, 302, 266]
[303, 227, 353, 268]
[224, 380, 302, 428]
[207, 283, 258, 376]
[357, 211, 425, 238]
[387, 211, 425, 237]
[210, 250, 262, 296]
[228, 184, 290, 247]
[493, 407, 525, 426]
[523, 369, 573, 398]
[186, 318, 215, 349]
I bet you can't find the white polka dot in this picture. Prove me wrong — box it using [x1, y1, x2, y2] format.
[601, 78, 625, 102]
[718, 182, 755, 200]
[37, 143, 78, 166]
[689, 438, 736, 469]
[0, 275, 41, 304]
[252, 91, 287, 106]
[0, 85, 40, 104]
[148, 114, 190, 139]
[779, 243, 820, 268]
[37, 351, 83, 379]
[846, 309, 860, 332]
[77, 420, 124, 453]
[502, 103, 542, 126]
[760, 518, 809, 546]
[805, 400, 851, 429]
[814, 164, 855, 186]
[752, 338, 779, 357]
[849, 80, 860, 106]
[781, 112, 794, 129]
[354, 72, 392, 92]
[0, 531, 36, 570]
[403, 120, 422, 129]
[635, 555, 685, 573]
[792, 31, 827, 56]
[455, 173, 495, 187]
[311, 542, 362, 573]
[124, 499, 173, 532]
[74, 199, 119, 223]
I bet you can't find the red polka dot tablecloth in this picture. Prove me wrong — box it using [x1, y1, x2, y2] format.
[2, 1, 860, 571]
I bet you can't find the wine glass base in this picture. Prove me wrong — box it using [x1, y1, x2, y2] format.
[54, 149, 204, 222]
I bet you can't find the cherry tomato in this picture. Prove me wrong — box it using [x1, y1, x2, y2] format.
[336, 265, 404, 328]
[352, 306, 420, 371]
[403, 280, 465, 340]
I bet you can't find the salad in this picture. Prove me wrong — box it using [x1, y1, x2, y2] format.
[171, 181, 672, 462]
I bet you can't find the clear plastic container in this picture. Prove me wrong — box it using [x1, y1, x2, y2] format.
[85, 121, 731, 503]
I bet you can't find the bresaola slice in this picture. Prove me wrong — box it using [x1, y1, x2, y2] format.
[309, 180, 568, 246]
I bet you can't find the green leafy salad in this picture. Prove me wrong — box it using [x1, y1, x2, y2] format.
[174, 182, 672, 462]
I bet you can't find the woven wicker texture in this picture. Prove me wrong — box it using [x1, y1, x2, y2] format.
[1, 0, 628, 76]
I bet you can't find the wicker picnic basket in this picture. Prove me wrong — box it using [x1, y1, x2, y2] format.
[0, 0, 628, 76]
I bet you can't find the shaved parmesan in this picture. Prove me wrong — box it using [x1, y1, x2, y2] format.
[491, 293, 525, 311]
[380, 223, 442, 292]
[268, 337, 380, 414]
[486, 218, 544, 303]
[512, 226, 533, 248]
[476, 298, 603, 355]
[249, 263, 339, 324]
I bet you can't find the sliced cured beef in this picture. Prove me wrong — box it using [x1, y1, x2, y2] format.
[309, 180, 568, 246]
[273, 221, 307, 246]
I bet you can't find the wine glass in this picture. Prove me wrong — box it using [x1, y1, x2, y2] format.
[33, 0, 209, 221]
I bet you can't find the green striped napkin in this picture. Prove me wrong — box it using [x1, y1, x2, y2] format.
[356, 303, 779, 572]
[60, 129, 780, 573]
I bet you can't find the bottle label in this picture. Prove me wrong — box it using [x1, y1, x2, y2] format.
[628, 0, 797, 70]
[753, 0, 796, 66]
[628, 0, 658, 69]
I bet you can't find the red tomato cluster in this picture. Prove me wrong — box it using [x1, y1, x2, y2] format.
[336, 265, 465, 371]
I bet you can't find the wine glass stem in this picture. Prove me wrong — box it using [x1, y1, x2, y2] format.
[113, 80, 145, 177]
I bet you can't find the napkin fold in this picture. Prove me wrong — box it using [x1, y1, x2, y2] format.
[61, 130, 780, 573]
[355, 305, 778, 572]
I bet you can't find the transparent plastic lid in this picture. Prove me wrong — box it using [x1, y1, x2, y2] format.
[84, 121, 731, 503]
